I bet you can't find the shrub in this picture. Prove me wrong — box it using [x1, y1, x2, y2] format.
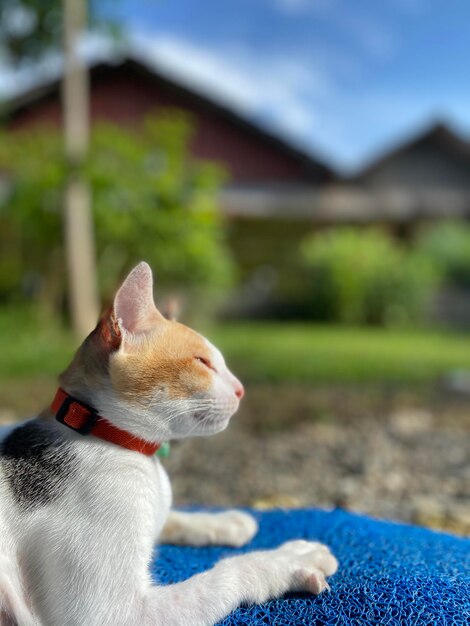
[415, 221, 470, 289]
[301, 228, 440, 325]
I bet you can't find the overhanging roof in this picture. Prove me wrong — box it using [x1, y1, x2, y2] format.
[355, 122, 470, 182]
[4, 55, 334, 182]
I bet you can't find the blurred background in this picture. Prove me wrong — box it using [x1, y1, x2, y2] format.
[0, 0, 469, 535]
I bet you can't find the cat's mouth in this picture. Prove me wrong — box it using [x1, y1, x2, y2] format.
[186, 395, 239, 435]
[193, 409, 210, 421]
[192, 409, 231, 431]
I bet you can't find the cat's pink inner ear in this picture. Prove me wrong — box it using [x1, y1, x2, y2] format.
[114, 262, 165, 335]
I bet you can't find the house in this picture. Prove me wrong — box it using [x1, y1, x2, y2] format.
[339, 122, 470, 230]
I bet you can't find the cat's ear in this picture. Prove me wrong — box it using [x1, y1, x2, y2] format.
[113, 262, 165, 336]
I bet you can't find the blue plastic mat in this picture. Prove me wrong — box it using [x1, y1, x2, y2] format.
[153, 508, 470, 625]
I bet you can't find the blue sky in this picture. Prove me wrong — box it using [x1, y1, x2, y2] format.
[5, 0, 470, 172]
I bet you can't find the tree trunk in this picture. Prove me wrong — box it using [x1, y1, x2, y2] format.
[62, 0, 99, 338]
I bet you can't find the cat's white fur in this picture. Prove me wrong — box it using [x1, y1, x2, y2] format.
[0, 263, 337, 625]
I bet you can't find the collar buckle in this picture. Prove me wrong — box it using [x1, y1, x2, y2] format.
[55, 395, 99, 435]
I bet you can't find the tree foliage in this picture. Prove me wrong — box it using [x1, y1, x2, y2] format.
[0, 111, 234, 316]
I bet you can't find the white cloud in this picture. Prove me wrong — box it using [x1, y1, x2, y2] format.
[132, 33, 331, 146]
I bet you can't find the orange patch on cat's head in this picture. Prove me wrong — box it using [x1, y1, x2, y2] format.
[109, 319, 215, 404]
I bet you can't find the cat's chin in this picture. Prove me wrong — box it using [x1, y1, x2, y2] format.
[166, 413, 232, 440]
[195, 414, 232, 436]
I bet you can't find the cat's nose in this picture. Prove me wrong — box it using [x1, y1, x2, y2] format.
[234, 382, 245, 400]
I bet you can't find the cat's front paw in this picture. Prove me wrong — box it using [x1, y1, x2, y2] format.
[211, 510, 259, 547]
[163, 511, 258, 547]
[219, 539, 338, 605]
[277, 540, 338, 594]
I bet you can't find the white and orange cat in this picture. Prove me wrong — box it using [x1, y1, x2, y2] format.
[0, 262, 337, 626]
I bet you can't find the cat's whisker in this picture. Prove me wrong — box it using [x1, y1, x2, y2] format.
[140, 400, 216, 435]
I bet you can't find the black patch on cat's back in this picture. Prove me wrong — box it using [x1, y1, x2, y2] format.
[1, 421, 78, 510]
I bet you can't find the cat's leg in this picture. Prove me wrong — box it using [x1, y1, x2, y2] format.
[159, 510, 258, 547]
[143, 539, 338, 626]
[0, 567, 38, 626]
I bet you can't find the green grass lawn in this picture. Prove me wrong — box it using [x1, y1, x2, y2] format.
[208, 323, 470, 384]
[2, 307, 470, 385]
[0, 307, 76, 378]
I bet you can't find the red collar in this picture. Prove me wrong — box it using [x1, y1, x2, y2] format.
[51, 388, 160, 456]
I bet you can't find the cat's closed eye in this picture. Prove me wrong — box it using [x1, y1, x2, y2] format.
[195, 356, 216, 372]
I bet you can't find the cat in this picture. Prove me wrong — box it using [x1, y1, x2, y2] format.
[0, 262, 337, 626]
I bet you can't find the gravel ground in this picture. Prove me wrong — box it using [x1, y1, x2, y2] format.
[163, 386, 470, 536]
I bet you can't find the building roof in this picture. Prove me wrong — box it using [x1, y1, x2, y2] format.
[4, 55, 334, 182]
[355, 121, 470, 182]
